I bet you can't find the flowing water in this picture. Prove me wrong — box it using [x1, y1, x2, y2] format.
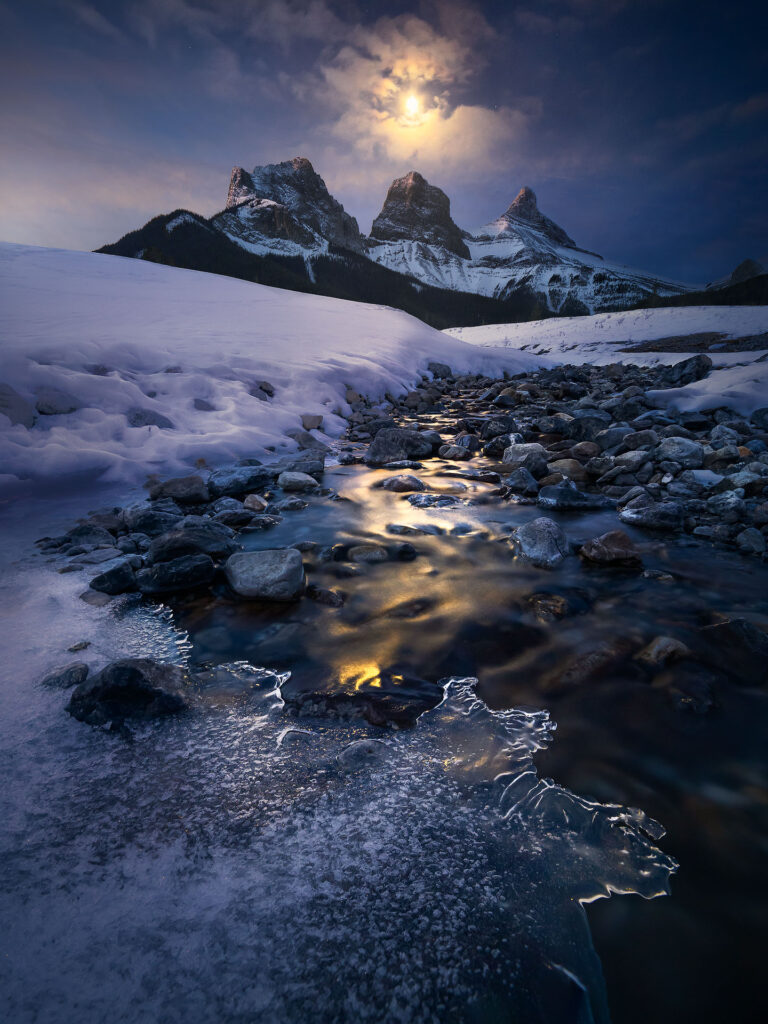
[1, 430, 767, 1023]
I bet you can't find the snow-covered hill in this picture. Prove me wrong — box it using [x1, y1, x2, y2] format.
[0, 243, 537, 488]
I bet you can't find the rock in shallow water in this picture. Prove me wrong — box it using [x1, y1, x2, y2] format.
[66, 658, 188, 725]
[40, 662, 90, 689]
[225, 549, 305, 601]
[364, 428, 434, 466]
[512, 517, 569, 569]
[137, 554, 216, 595]
[579, 530, 643, 568]
[537, 480, 612, 511]
[90, 558, 137, 595]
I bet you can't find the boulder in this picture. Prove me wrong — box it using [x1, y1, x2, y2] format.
[147, 522, 236, 564]
[658, 354, 712, 388]
[619, 501, 684, 531]
[579, 530, 643, 568]
[243, 493, 269, 512]
[506, 467, 539, 496]
[365, 428, 434, 466]
[208, 464, 275, 498]
[377, 474, 425, 493]
[537, 480, 612, 511]
[120, 505, 182, 537]
[301, 413, 323, 431]
[427, 361, 452, 379]
[40, 662, 90, 688]
[655, 437, 704, 469]
[67, 658, 188, 724]
[90, 558, 137, 595]
[512, 517, 569, 569]
[502, 443, 549, 478]
[225, 549, 305, 601]
[148, 475, 210, 504]
[348, 544, 389, 563]
[277, 471, 319, 492]
[136, 554, 216, 594]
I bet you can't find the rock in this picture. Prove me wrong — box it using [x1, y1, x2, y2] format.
[548, 458, 589, 481]
[408, 493, 460, 508]
[212, 508, 254, 528]
[66, 523, 116, 548]
[34, 387, 81, 415]
[579, 530, 643, 567]
[655, 437, 704, 469]
[147, 523, 237, 564]
[208, 464, 274, 498]
[66, 658, 188, 724]
[480, 417, 517, 439]
[438, 444, 471, 460]
[225, 549, 305, 601]
[337, 738, 390, 768]
[512, 517, 569, 569]
[277, 471, 319, 492]
[378, 474, 425, 493]
[348, 544, 389, 563]
[148, 475, 209, 504]
[552, 639, 633, 690]
[0, 383, 36, 427]
[619, 501, 684, 531]
[506, 467, 539, 496]
[271, 496, 308, 512]
[40, 662, 90, 688]
[698, 618, 768, 685]
[136, 554, 216, 594]
[427, 361, 452, 379]
[287, 429, 329, 452]
[306, 583, 345, 607]
[635, 636, 691, 667]
[750, 407, 768, 431]
[90, 558, 137, 595]
[502, 443, 549, 478]
[79, 589, 113, 607]
[564, 412, 612, 443]
[243, 493, 270, 512]
[658, 354, 713, 387]
[120, 505, 182, 537]
[365, 428, 434, 465]
[126, 407, 175, 429]
[241, 514, 282, 532]
[595, 425, 634, 450]
[537, 480, 612, 510]
[301, 413, 323, 431]
[705, 490, 746, 523]
[735, 527, 766, 554]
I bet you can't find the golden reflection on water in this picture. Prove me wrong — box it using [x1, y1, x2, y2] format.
[338, 661, 382, 691]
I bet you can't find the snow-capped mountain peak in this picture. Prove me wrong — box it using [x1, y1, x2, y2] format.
[488, 185, 578, 249]
[370, 170, 470, 259]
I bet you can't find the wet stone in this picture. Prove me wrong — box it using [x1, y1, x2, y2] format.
[225, 549, 306, 602]
[40, 662, 90, 689]
[66, 658, 188, 725]
[512, 517, 569, 569]
[579, 530, 643, 568]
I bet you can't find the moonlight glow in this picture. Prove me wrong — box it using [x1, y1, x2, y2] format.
[404, 93, 420, 118]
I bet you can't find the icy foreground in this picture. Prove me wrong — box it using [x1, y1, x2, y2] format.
[0, 243, 538, 488]
[447, 306, 768, 417]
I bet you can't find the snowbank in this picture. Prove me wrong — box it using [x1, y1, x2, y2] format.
[445, 305, 768, 365]
[447, 305, 768, 420]
[0, 243, 540, 487]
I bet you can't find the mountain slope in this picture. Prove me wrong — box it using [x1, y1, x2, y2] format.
[99, 156, 699, 324]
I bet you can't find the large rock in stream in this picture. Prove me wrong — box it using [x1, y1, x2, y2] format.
[66, 659, 188, 724]
[225, 549, 306, 601]
[365, 428, 434, 466]
[511, 517, 570, 569]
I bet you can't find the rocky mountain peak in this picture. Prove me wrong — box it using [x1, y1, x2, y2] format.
[501, 186, 576, 249]
[370, 171, 470, 260]
[225, 157, 363, 252]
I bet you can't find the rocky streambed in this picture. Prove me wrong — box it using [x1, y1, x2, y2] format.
[10, 355, 768, 1024]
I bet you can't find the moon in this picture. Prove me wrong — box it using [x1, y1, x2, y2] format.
[404, 94, 420, 118]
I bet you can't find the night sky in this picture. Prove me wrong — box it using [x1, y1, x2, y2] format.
[1, 0, 766, 284]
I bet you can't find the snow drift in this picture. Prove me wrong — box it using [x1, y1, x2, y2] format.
[0, 243, 539, 488]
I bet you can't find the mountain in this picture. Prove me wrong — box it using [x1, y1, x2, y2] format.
[706, 257, 768, 290]
[99, 156, 699, 325]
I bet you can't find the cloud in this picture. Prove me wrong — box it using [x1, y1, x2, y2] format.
[62, 1, 126, 41]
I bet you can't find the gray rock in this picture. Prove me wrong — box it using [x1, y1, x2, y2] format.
[126, 407, 175, 429]
[90, 558, 137, 595]
[287, 429, 330, 452]
[579, 530, 643, 567]
[750, 407, 768, 431]
[67, 658, 188, 724]
[427, 361, 452, 379]
[365, 428, 434, 466]
[537, 480, 612, 510]
[65, 523, 116, 548]
[438, 444, 471, 460]
[136, 554, 216, 594]
[277, 471, 319, 492]
[147, 522, 236, 564]
[735, 527, 766, 554]
[706, 490, 746, 523]
[377, 474, 425, 493]
[348, 544, 389, 563]
[408, 493, 460, 508]
[502, 443, 549, 478]
[656, 437, 704, 468]
[148, 475, 210, 504]
[619, 501, 684, 531]
[506, 467, 539, 496]
[120, 505, 182, 537]
[208, 464, 275, 498]
[512, 517, 569, 569]
[40, 662, 90, 688]
[301, 413, 323, 431]
[225, 549, 305, 601]
[595, 425, 634, 451]
[658, 354, 713, 387]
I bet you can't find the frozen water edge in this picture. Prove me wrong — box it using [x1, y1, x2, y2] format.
[0, 492, 676, 1024]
